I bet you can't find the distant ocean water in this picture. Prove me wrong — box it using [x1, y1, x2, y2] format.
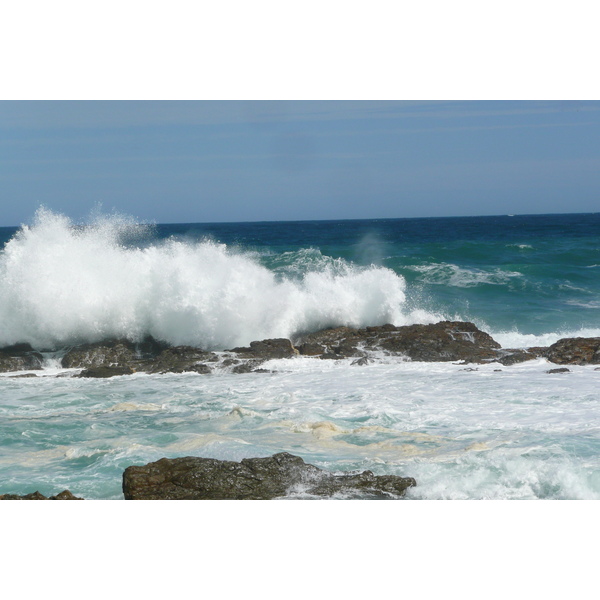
[1, 208, 600, 499]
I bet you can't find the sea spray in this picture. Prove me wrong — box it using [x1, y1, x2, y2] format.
[2, 212, 600, 501]
[0, 208, 437, 350]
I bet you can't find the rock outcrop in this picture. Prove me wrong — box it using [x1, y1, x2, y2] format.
[144, 346, 218, 374]
[123, 452, 416, 500]
[5, 322, 600, 377]
[77, 365, 135, 378]
[228, 338, 299, 360]
[544, 337, 600, 365]
[0, 490, 83, 500]
[62, 339, 138, 369]
[295, 321, 502, 363]
[0, 343, 43, 373]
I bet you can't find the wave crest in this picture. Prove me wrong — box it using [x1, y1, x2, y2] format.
[0, 209, 436, 349]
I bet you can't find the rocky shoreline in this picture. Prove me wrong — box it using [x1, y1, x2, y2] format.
[3, 321, 599, 500]
[2, 320, 600, 377]
[0, 453, 416, 500]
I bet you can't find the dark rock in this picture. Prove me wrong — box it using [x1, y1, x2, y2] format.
[51, 490, 84, 500]
[134, 336, 171, 359]
[0, 489, 83, 500]
[0, 343, 44, 373]
[296, 321, 501, 363]
[496, 349, 538, 366]
[528, 346, 549, 357]
[62, 339, 138, 369]
[296, 342, 325, 356]
[228, 338, 299, 360]
[351, 357, 370, 366]
[1, 343, 37, 354]
[145, 346, 217, 374]
[545, 338, 600, 365]
[77, 365, 135, 378]
[232, 360, 265, 374]
[8, 373, 38, 378]
[123, 452, 416, 500]
[546, 367, 571, 374]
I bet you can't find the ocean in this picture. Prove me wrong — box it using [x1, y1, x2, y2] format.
[2, 208, 600, 499]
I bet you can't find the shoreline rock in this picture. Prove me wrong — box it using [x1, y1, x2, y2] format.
[0, 490, 83, 500]
[123, 452, 416, 500]
[3, 321, 600, 377]
[0, 343, 44, 373]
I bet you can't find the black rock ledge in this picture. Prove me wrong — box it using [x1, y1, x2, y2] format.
[122, 452, 416, 500]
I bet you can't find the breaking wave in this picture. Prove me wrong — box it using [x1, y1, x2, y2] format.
[0, 208, 439, 350]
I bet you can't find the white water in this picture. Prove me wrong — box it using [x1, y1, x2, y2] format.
[0, 208, 438, 350]
[2, 355, 600, 499]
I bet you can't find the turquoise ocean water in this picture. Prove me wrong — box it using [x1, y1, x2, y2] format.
[1, 209, 600, 498]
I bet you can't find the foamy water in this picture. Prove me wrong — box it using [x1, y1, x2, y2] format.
[2, 357, 599, 499]
[2, 209, 600, 499]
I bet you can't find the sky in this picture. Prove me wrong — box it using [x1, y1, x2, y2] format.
[2, 100, 599, 227]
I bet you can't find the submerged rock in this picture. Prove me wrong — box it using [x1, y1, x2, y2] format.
[0, 489, 83, 500]
[122, 452, 416, 500]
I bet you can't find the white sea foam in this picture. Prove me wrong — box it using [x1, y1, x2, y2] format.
[409, 263, 523, 287]
[0, 208, 438, 349]
[491, 327, 600, 348]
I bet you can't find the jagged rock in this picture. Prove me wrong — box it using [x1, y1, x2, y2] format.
[0, 489, 83, 500]
[134, 336, 171, 359]
[496, 349, 538, 366]
[228, 338, 299, 359]
[527, 346, 549, 357]
[77, 365, 135, 378]
[232, 360, 266, 374]
[0, 343, 44, 372]
[122, 452, 416, 500]
[295, 321, 501, 363]
[546, 367, 571, 374]
[62, 339, 138, 369]
[145, 346, 218, 374]
[545, 338, 600, 365]
[296, 342, 324, 356]
[351, 357, 370, 366]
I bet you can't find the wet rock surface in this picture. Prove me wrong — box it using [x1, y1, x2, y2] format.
[61, 339, 138, 369]
[0, 343, 44, 373]
[0, 490, 83, 500]
[495, 349, 539, 366]
[4, 322, 600, 377]
[145, 346, 218, 374]
[228, 338, 299, 361]
[122, 452, 417, 500]
[77, 365, 135, 378]
[295, 321, 501, 363]
[544, 337, 600, 365]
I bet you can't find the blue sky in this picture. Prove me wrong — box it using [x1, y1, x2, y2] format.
[1, 100, 599, 227]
